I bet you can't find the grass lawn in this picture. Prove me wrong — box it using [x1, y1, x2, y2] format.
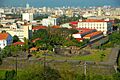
[0, 69, 23, 79]
[0, 70, 6, 79]
[35, 48, 111, 62]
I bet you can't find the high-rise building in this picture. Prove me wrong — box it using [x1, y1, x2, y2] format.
[22, 13, 33, 22]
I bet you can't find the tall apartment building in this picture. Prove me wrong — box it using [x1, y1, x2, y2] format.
[78, 19, 113, 36]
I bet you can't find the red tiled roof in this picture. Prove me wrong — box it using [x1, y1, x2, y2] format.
[76, 38, 83, 42]
[52, 25, 61, 28]
[70, 21, 78, 25]
[32, 38, 41, 43]
[81, 19, 113, 22]
[84, 31, 102, 38]
[76, 28, 96, 34]
[0, 33, 9, 40]
[76, 28, 94, 31]
[13, 42, 24, 46]
[32, 26, 47, 30]
[30, 47, 37, 51]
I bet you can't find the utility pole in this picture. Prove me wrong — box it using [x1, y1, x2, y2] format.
[43, 53, 46, 80]
[15, 54, 18, 76]
[84, 62, 87, 76]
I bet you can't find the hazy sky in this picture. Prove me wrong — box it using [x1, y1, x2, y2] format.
[0, 0, 120, 7]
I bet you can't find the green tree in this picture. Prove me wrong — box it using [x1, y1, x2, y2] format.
[13, 35, 20, 43]
[113, 72, 120, 80]
[32, 29, 48, 40]
[1, 46, 11, 58]
[1, 30, 6, 33]
[5, 70, 16, 80]
[0, 58, 2, 65]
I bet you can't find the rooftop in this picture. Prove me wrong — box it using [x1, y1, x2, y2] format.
[70, 21, 78, 25]
[84, 31, 103, 38]
[76, 38, 83, 42]
[0, 33, 9, 40]
[80, 19, 113, 22]
[32, 26, 46, 30]
[52, 25, 61, 28]
[13, 42, 24, 46]
[32, 38, 41, 43]
[76, 28, 96, 34]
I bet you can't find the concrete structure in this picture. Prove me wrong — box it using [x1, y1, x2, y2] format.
[41, 16, 59, 26]
[61, 23, 72, 28]
[78, 19, 113, 36]
[72, 28, 97, 38]
[0, 33, 12, 49]
[0, 24, 32, 42]
[22, 13, 33, 22]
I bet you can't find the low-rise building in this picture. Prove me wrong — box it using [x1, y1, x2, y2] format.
[0, 33, 12, 49]
[0, 24, 32, 42]
[78, 19, 113, 36]
[72, 28, 97, 38]
[41, 16, 60, 26]
[83, 31, 104, 42]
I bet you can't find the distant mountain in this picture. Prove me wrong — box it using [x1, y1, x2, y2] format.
[0, 0, 120, 7]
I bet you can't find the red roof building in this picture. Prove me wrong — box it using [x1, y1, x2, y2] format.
[51, 25, 61, 28]
[81, 19, 113, 22]
[70, 21, 78, 25]
[84, 31, 103, 39]
[0, 33, 9, 40]
[76, 38, 84, 42]
[0, 33, 13, 49]
[32, 26, 47, 30]
[78, 19, 113, 36]
[32, 38, 41, 43]
[13, 42, 24, 46]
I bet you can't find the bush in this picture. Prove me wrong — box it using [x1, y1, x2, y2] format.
[17, 65, 61, 80]
[5, 70, 16, 80]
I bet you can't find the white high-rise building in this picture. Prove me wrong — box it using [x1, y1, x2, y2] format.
[22, 13, 33, 22]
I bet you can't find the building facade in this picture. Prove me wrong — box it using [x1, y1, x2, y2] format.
[0, 33, 13, 49]
[41, 16, 59, 26]
[22, 13, 33, 22]
[0, 24, 32, 42]
[78, 19, 113, 36]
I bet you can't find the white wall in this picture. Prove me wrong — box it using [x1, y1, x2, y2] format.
[78, 22, 112, 36]
[22, 13, 33, 22]
[41, 17, 59, 26]
[0, 40, 7, 49]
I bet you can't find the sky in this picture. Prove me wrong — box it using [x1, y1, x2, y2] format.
[0, 0, 120, 7]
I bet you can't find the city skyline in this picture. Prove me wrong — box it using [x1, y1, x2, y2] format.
[0, 0, 120, 8]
